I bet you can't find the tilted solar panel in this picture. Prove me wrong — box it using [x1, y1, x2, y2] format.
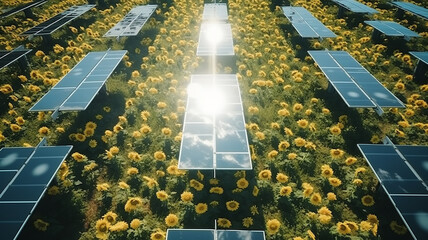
[166, 229, 266, 240]
[0, 0, 47, 19]
[365, 20, 420, 38]
[332, 0, 378, 14]
[103, 5, 157, 37]
[391, 1, 428, 20]
[0, 46, 32, 70]
[29, 50, 127, 113]
[178, 75, 251, 171]
[410, 52, 428, 65]
[21, 4, 95, 36]
[282, 6, 336, 38]
[202, 3, 229, 21]
[308, 50, 405, 109]
[197, 22, 234, 56]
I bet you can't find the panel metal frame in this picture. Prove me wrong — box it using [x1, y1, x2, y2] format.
[166, 229, 266, 240]
[364, 20, 420, 38]
[332, 0, 378, 14]
[390, 1, 428, 20]
[178, 75, 251, 175]
[282, 6, 336, 39]
[21, 4, 95, 36]
[103, 5, 157, 37]
[0, 0, 47, 19]
[0, 45, 32, 70]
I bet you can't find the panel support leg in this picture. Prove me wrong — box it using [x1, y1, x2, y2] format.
[371, 29, 382, 44]
[395, 9, 404, 19]
[374, 105, 384, 116]
[414, 60, 428, 84]
[17, 55, 30, 73]
[23, 8, 35, 19]
[337, 6, 345, 19]
[42, 35, 53, 46]
[51, 109, 60, 120]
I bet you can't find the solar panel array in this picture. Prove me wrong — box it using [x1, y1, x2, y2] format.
[29, 50, 127, 112]
[332, 0, 378, 14]
[21, 4, 95, 36]
[308, 50, 405, 109]
[0, 142, 73, 240]
[0, 46, 31, 70]
[202, 3, 228, 21]
[410, 52, 428, 65]
[178, 75, 251, 171]
[282, 6, 336, 39]
[0, 0, 47, 19]
[197, 22, 234, 56]
[391, 1, 428, 20]
[364, 20, 420, 38]
[103, 5, 157, 37]
[358, 143, 428, 239]
[167, 229, 266, 240]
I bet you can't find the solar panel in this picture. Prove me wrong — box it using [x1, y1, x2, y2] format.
[197, 23, 234, 56]
[396, 146, 428, 183]
[332, 0, 378, 14]
[390, 195, 428, 240]
[0, 0, 47, 19]
[391, 1, 428, 20]
[202, 3, 228, 21]
[282, 6, 336, 39]
[410, 52, 428, 65]
[21, 4, 95, 36]
[166, 229, 266, 240]
[0, 46, 32, 70]
[29, 50, 127, 113]
[103, 5, 157, 37]
[409, 52, 428, 83]
[365, 20, 420, 38]
[178, 75, 251, 172]
[308, 50, 405, 109]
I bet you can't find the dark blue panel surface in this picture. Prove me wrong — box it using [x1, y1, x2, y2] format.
[0, 203, 35, 221]
[0, 148, 34, 170]
[1, 185, 45, 201]
[167, 229, 214, 240]
[382, 180, 428, 194]
[396, 146, 428, 181]
[0, 222, 25, 240]
[357, 81, 404, 107]
[410, 52, 428, 65]
[60, 82, 104, 111]
[217, 230, 265, 240]
[333, 0, 378, 13]
[0, 171, 17, 193]
[29, 88, 74, 111]
[391, 1, 428, 20]
[332, 82, 375, 107]
[308, 51, 339, 68]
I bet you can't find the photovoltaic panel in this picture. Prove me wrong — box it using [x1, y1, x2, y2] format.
[409, 52, 428, 65]
[308, 50, 405, 109]
[0, 46, 31, 70]
[0, 148, 35, 171]
[0, 0, 47, 19]
[391, 1, 428, 20]
[390, 195, 428, 240]
[197, 23, 234, 56]
[202, 3, 228, 21]
[103, 5, 157, 37]
[282, 6, 336, 38]
[396, 146, 428, 183]
[365, 20, 420, 38]
[178, 75, 251, 171]
[332, 0, 378, 14]
[21, 4, 95, 36]
[29, 50, 127, 113]
[166, 229, 266, 240]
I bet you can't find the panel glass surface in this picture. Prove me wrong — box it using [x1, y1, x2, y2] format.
[391, 1, 428, 20]
[179, 134, 213, 169]
[396, 146, 428, 181]
[357, 81, 404, 107]
[0, 0, 47, 19]
[333, 0, 378, 13]
[216, 113, 245, 132]
[0, 171, 17, 193]
[409, 52, 428, 65]
[330, 52, 362, 68]
[0, 203, 35, 221]
[60, 83, 103, 110]
[0, 49, 31, 70]
[332, 82, 375, 107]
[0, 222, 25, 240]
[217, 154, 252, 169]
[0, 185, 45, 201]
[217, 230, 265, 240]
[0, 148, 34, 170]
[167, 229, 214, 240]
[382, 21, 420, 37]
[202, 3, 228, 21]
[364, 21, 402, 36]
[29, 88, 74, 111]
[32, 146, 72, 158]
[12, 155, 66, 185]
[323, 68, 354, 83]
[216, 130, 248, 153]
[308, 51, 339, 68]
[391, 195, 428, 240]
[183, 123, 213, 135]
[382, 180, 428, 194]
[282, 7, 336, 38]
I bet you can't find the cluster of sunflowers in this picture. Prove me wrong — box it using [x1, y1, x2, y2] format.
[1, 0, 428, 239]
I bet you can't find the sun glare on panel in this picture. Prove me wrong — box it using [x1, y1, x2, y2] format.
[187, 83, 225, 115]
[205, 22, 223, 45]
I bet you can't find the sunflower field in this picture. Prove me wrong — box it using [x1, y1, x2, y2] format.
[0, 0, 427, 239]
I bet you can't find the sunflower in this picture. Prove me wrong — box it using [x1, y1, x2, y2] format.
[266, 219, 281, 235]
[180, 191, 193, 202]
[102, 211, 117, 224]
[367, 214, 379, 225]
[330, 149, 345, 159]
[156, 190, 169, 201]
[292, 103, 303, 112]
[267, 150, 278, 159]
[95, 219, 110, 240]
[34, 219, 49, 231]
[294, 137, 306, 147]
[337, 222, 351, 234]
[345, 157, 357, 165]
[276, 173, 289, 183]
[226, 200, 240, 211]
[236, 178, 249, 189]
[242, 217, 253, 228]
[321, 165, 333, 178]
[109, 221, 128, 232]
[75, 133, 86, 142]
[361, 195, 375, 207]
[360, 221, 372, 232]
[278, 141, 290, 151]
[390, 221, 407, 235]
[258, 170, 272, 180]
[84, 128, 95, 137]
[328, 177, 342, 187]
[161, 127, 172, 136]
[154, 151, 166, 160]
[150, 231, 166, 240]
[310, 193, 322, 205]
[195, 203, 208, 214]
[190, 179, 204, 191]
[96, 183, 110, 191]
[252, 186, 259, 196]
[297, 119, 308, 128]
[124, 197, 143, 212]
[165, 214, 178, 227]
[72, 152, 87, 162]
[329, 126, 341, 135]
[218, 218, 232, 228]
[209, 187, 224, 194]
[10, 124, 21, 132]
[130, 219, 141, 229]
[345, 221, 359, 232]
[279, 186, 292, 196]
[327, 192, 337, 201]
